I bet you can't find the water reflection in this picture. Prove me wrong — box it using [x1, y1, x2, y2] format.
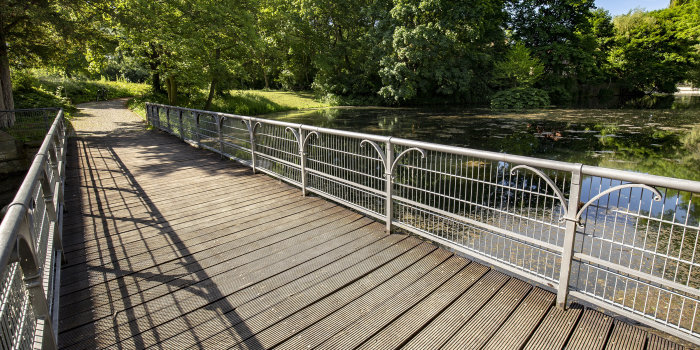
[266, 101, 700, 181]
[263, 98, 700, 296]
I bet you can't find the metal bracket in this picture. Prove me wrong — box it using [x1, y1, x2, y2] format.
[511, 165, 569, 220]
[511, 165, 663, 227]
[285, 127, 319, 155]
[361, 140, 424, 179]
[574, 183, 662, 227]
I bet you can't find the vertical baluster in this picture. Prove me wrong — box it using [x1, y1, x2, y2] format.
[557, 163, 583, 309]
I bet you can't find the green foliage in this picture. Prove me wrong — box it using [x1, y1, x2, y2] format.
[493, 42, 544, 88]
[611, 7, 698, 93]
[508, 0, 599, 102]
[4, 0, 700, 109]
[490, 87, 550, 109]
[12, 72, 149, 118]
[127, 88, 328, 120]
[378, 0, 505, 103]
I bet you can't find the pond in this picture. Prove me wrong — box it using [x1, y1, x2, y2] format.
[263, 95, 700, 299]
[265, 95, 700, 182]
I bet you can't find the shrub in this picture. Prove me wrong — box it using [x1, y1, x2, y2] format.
[490, 87, 550, 110]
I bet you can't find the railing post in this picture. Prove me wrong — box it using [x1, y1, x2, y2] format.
[385, 139, 393, 232]
[247, 120, 258, 174]
[166, 107, 171, 132]
[43, 110, 49, 132]
[148, 104, 154, 126]
[194, 112, 201, 148]
[217, 116, 224, 158]
[557, 163, 583, 309]
[178, 110, 184, 140]
[299, 126, 308, 196]
[15, 210, 58, 350]
[156, 106, 162, 129]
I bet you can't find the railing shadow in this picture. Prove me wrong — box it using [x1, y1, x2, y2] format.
[59, 125, 265, 349]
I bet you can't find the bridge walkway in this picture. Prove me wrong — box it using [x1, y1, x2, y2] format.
[57, 99, 684, 350]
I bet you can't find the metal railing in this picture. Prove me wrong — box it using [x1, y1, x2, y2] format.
[0, 108, 67, 349]
[147, 103, 700, 345]
[0, 108, 61, 138]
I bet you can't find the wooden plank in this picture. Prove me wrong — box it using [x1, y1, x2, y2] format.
[62, 191, 321, 264]
[149, 235, 422, 349]
[60, 219, 389, 349]
[565, 309, 614, 350]
[62, 194, 328, 268]
[220, 246, 454, 350]
[482, 287, 555, 350]
[174, 239, 432, 349]
[60, 207, 358, 310]
[524, 303, 584, 350]
[62, 187, 299, 254]
[58, 208, 366, 331]
[401, 270, 510, 350]
[647, 334, 685, 350]
[60, 199, 337, 293]
[605, 320, 646, 350]
[276, 255, 469, 350]
[440, 278, 532, 349]
[329, 262, 490, 350]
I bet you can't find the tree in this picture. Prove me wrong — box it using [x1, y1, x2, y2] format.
[0, 0, 111, 126]
[611, 8, 697, 93]
[492, 42, 544, 88]
[508, 0, 598, 103]
[378, 0, 506, 102]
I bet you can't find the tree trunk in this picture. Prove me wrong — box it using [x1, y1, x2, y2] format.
[205, 75, 218, 110]
[166, 76, 177, 105]
[152, 71, 163, 94]
[148, 43, 165, 95]
[263, 72, 269, 90]
[204, 48, 220, 110]
[0, 29, 15, 128]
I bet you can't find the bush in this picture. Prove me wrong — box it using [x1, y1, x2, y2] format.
[490, 87, 550, 110]
[12, 71, 38, 92]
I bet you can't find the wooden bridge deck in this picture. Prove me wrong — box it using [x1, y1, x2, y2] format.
[57, 100, 686, 350]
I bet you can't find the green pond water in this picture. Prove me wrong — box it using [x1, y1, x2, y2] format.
[266, 96, 700, 182]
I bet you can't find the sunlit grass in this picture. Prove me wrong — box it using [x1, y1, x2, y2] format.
[128, 89, 328, 119]
[229, 90, 328, 110]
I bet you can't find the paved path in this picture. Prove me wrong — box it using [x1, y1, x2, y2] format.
[57, 99, 686, 349]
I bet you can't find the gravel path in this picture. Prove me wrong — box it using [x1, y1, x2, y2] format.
[72, 98, 145, 136]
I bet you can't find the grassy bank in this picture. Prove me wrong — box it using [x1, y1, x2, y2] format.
[12, 72, 330, 124]
[13, 73, 149, 113]
[127, 89, 329, 119]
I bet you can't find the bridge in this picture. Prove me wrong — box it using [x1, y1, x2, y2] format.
[1, 100, 698, 349]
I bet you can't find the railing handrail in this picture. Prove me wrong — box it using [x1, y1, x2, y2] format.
[0, 107, 61, 113]
[0, 108, 67, 349]
[144, 102, 700, 193]
[147, 102, 700, 345]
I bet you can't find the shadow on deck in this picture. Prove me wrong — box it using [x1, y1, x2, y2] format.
[58, 121, 686, 349]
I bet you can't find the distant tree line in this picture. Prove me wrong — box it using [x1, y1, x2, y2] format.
[1, 0, 699, 112]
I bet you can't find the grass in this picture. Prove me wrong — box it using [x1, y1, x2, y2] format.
[34, 75, 150, 105]
[128, 89, 329, 119]
[13, 74, 150, 113]
[12, 71, 329, 130]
